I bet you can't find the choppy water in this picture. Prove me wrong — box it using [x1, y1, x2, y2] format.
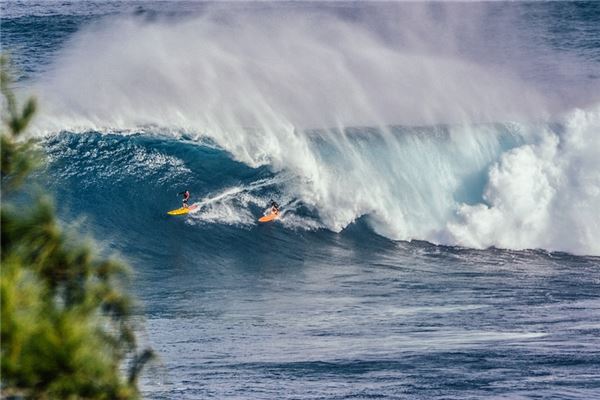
[3, 1, 600, 398]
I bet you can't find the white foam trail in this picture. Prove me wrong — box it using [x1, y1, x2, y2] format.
[191, 175, 291, 210]
[188, 178, 323, 230]
[187, 176, 289, 226]
[187, 199, 256, 227]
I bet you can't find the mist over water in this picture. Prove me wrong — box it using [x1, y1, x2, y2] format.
[31, 3, 569, 129]
[21, 2, 600, 255]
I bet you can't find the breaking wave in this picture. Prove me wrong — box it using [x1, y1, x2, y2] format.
[24, 6, 600, 255]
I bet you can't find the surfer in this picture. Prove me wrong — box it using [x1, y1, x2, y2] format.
[179, 190, 190, 208]
[269, 199, 280, 214]
[257, 200, 281, 223]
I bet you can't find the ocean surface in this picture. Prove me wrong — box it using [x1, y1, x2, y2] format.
[2, 1, 600, 398]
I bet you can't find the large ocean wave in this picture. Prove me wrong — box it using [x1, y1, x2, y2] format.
[23, 7, 600, 256]
[41, 104, 600, 256]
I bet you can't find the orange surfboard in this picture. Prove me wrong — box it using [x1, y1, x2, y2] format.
[258, 211, 279, 223]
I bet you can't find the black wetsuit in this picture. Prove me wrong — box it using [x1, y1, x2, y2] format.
[179, 191, 190, 206]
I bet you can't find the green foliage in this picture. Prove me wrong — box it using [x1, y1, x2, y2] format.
[1, 56, 38, 192]
[1, 55, 154, 399]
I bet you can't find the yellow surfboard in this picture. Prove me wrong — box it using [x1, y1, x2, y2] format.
[167, 204, 198, 215]
[258, 211, 279, 223]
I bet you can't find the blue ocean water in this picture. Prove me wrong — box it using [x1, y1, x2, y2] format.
[3, 1, 600, 399]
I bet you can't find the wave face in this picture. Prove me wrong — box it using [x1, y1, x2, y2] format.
[5, 1, 600, 255]
[41, 106, 600, 256]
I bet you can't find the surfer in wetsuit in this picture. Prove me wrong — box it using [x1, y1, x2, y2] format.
[179, 190, 190, 208]
[269, 199, 280, 214]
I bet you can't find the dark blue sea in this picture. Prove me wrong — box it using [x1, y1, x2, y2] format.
[2, 1, 600, 398]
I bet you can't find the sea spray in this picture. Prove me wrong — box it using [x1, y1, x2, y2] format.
[30, 5, 556, 134]
[26, 4, 600, 255]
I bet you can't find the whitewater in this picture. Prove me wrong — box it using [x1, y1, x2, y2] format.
[20, 4, 600, 255]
